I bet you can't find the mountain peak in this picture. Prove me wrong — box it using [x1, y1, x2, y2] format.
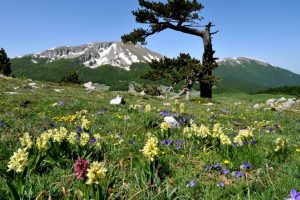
[219, 56, 270, 66]
[31, 41, 163, 70]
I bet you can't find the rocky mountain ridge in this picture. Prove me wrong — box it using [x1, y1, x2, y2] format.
[29, 42, 163, 70]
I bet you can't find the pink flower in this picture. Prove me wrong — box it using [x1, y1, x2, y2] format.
[74, 157, 89, 180]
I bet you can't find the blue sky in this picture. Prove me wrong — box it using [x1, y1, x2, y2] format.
[1, 0, 300, 74]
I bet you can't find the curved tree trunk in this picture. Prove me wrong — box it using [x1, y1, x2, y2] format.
[200, 22, 216, 99]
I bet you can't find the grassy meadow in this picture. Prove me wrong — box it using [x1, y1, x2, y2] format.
[0, 76, 300, 199]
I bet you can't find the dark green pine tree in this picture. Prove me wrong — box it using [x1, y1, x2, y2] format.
[122, 0, 218, 98]
[141, 53, 217, 99]
[0, 48, 12, 76]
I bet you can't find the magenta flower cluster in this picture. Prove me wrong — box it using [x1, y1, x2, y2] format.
[74, 157, 89, 180]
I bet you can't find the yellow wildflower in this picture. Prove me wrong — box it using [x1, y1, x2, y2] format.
[296, 148, 300, 152]
[81, 116, 91, 130]
[67, 132, 78, 145]
[86, 161, 107, 185]
[36, 131, 52, 152]
[223, 160, 230, 165]
[197, 125, 210, 138]
[7, 148, 28, 173]
[160, 122, 170, 132]
[274, 137, 287, 152]
[212, 123, 224, 138]
[183, 126, 192, 138]
[179, 103, 185, 113]
[219, 134, 232, 145]
[142, 137, 160, 161]
[145, 104, 152, 112]
[20, 132, 33, 149]
[52, 127, 68, 143]
[80, 132, 90, 146]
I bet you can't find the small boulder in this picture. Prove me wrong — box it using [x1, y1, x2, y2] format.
[253, 104, 260, 109]
[83, 81, 95, 91]
[266, 98, 277, 106]
[110, 95, 125, 105]
[277, 97, 286, 102]
[164, 116, 179, 128]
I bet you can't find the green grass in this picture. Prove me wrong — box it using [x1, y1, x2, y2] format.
[0, 76, 300, 199]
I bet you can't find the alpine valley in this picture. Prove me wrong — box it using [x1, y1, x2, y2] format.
[11, 41, 300, 93]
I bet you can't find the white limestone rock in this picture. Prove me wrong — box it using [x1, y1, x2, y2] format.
[266, 98, 277, 106]
[164, 116, 179, 128]
[253, 104, 260, 109]
[110, 95, 125, 105]
[83, 81, 96, 91]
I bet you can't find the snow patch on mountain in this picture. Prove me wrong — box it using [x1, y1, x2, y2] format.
[28, 42, 163, 70]
[219, 57, 270, 66]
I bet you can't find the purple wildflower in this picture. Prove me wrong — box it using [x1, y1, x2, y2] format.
[243, 141, 248, 145]
[160, 110, 169, 117]
[186, 180, 196, 188]
[222, 169, 230, 175]
[274, 124, 280, 129]
[0, 121, 5, 127]
[171, 113, 178, 117]
[74, 157, 89, 180]
[250, 140, 256, 145]
[217, 182, 225, 188]
[176, 146, 182, 150]
[233, 142, 238, 147]
[75, 126, 82, 133]
[49, 123, 55, 127]
[268, 127, 273, 132]
[176, 140, 182, 145]
[167, 139, 172, 146]
[232, 171, 245, 178]
[58, 101, 65, 106]
[240, 163, 252, 170]
[211, 163, 222, 171]
[161, 140, 166, 145]
[285, 189, 300, 200]
[90, 138, 97, 143]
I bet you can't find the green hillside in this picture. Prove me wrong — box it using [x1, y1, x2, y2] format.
[11, 56, 300, 93]
[214, 59, 300, 93]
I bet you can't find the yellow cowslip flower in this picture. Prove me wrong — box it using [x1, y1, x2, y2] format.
[67, 132, 78, 145]
[238, 128, 253, 138]
[160, 122, 170, 132]
[81, 116, 91, 130]
[36, 131, 52, 152]
[233, 135, 243, 146]
[86, 161, 107, 185]
[179, 103, 185, 113]
[219, 134, 232, 145]
[7, 148, 28, 173]
[296, 148, 300, 152]
[20, 132, 33, 149]
[274, 137, 286, 152]
[80, 132, 90, 146]
[145, 104, 152, 112]
[212, 123, 223, 138]
[142, 137, 160, 161]
[52, 127, 68, 143]
[197, 125, 210, 138]
[183, 126, 192, 138]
